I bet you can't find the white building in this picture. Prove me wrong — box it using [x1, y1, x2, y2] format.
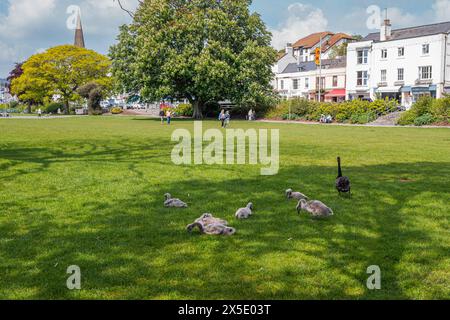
[273, 32, 354, 101]
[275, 57, 347, 102]
[346, 19, 450, 109]
[0, 79, 12, 104]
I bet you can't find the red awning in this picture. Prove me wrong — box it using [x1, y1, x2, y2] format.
[325, 89, 346, 97]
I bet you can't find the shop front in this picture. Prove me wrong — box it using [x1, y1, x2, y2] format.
[308, 90, 327, 102]
[324, 89, 346, 102]
[347, 90, 371, 101]
[376, 87, 401, 102]
[400, 85, 436, 110]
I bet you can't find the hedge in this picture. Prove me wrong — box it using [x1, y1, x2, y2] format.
[398, 95, 450, 126]
[266, 98, 399, 124]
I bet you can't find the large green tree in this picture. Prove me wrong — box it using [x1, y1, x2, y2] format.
[11, 45, 112, 114]
[110, 0, 277, 118]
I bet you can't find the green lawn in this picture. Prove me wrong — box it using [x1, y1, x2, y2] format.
[0, 117, 449, 300]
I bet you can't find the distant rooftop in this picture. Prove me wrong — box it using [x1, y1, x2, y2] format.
[281, 57, 346, 74]
[292, 31, 334, 49]
[363, 21, 450, 42]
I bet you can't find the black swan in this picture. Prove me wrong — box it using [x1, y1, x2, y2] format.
[336, 157, 351, 196]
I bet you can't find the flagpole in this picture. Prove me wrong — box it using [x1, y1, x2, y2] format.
[317, 36, 322, 102]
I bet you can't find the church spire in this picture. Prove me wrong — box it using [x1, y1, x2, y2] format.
[74, 11, 85, 48]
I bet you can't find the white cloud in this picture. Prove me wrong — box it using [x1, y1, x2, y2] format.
[80, 0, 139, 35]
[0, 0, 57, 38]
[0, 0, 138, 76]
[385, 7, 418, 28]
[0, 43, 17, 62]
[269, 2, 328, 50]
[432, 0, 450, 22]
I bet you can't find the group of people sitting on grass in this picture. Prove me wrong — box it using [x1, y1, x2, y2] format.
[320, 114, 333, 124]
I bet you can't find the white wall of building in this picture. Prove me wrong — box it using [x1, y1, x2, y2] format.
[445, 35, 450, 89]
[346, 41, 373, 100]
[346, 33, 450, 108]
[276, 67, 346, 100]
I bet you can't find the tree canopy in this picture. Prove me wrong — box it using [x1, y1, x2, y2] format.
[6, 62, 24, 92]
[110, 0, 277, 118]
[11, 45, 112, 113]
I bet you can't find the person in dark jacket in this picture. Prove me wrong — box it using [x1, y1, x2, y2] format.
[159, 109, 165, 124]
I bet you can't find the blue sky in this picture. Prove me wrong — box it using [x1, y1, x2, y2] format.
[1, 0, 449, 78]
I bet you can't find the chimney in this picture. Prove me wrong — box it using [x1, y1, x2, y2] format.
[285, 43, 294, 55]
[380, 9, 392, 41]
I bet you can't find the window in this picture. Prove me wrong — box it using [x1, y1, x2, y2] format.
[419, 66, 432, 80]
[381, 70, 387, 82]
[398, 68, 404, 81]
[422, 44, 430, 55]
[333, 76, 338, 87]
[381, 49, 388, 59]
[293, 79, 299, 90]
[357, 71, 368, 86]
[357, 49, 368, 64]
[280, 80, 284, 90]
[316, 77, 325, 89]
[398, 47, 404, 57]
[305, 78, 309, 89]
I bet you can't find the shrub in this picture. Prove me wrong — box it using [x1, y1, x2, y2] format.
[8, 101, 20, 109]
[430, 97, 450, 123]
[412, 96, 433, 117]
[265, 97, 400, 123]
[414, 113, 435, 126]
[289, 98, 311, 117]
[45, 102, 65, 114]
[175, 103, 193, 117]
[111, 107, 123, 114]
[397, 96, 435, 126]
[397, 111, 416, 125]
[335, 113, 348, 123]
[350, 111, 377, 124]
[265, 100, 289, 119]
[282, 114, 300, 120]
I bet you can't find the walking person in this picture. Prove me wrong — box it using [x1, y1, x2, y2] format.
[248, 109, 253, 121]
[37, 108, 42, 118]
[166, 109, 172, 125]
[219, 110, 226, 128]
[159, 109, 165, 124]
[224, 111, 231, 128]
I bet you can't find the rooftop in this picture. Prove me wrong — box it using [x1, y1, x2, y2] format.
[281, 57, 347, 74]
[322, 33, 354, 52]
[363, 20, 450, 42]
[292, 31, 334, 49]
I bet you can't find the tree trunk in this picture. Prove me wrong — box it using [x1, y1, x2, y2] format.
[27, 103, 32, 114]
[192, 100, 203, 119]
[88, 100, 94, 115]
[63, 100, 70, 115]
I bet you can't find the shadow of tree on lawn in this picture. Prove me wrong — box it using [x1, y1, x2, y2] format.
[1, 160, 449, 299]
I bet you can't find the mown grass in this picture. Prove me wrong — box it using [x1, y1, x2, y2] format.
[0, 117, 449, 300]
